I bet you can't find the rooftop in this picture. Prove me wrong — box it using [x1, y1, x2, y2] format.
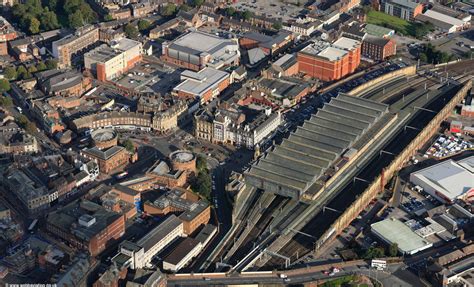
[174, 67, 229, 97]
[168, 31, 236, 56]
[81, 146, 126, 161]
[47, 199, 122, 242]
[411, 156, 474, 201]
[136, 214, 182, 253]
[371, 218, 433, 254]
[163, 237, 200, 265]
[245, 94, 388, 198]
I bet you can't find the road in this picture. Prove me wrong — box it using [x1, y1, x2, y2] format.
[168, 261, 408, 286]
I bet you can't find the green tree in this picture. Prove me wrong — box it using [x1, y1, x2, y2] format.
[28, 17, 41, 34]
[28, 65, 38, 74]
[17, 66, 30, 80]
[4, 66, 17, 80]
[123, 139, 135, 153]
[180, 4, 191, 11]
[69, 10, 84, 28]
[272, 21, 282, 30]
[388, 243, 398, 257]
[161, 3, 177, 16]
[137, 19, 151, 32]
[16, 114, 36, 133]
[124, 23, 139, 38]
[196, 155, 207, 171]
[40, 10, 60, 31]
[104, 14, 113, 21]
[36, 61, 47, 71]
[363, 246, 385, 259]
[419, 53, 428, 63]
[191, 169, 212, 201]
[0, 79, 11, 93]
[191, 0, 204, 7]
[241, 10, 253, 21]
[45, 59, 58, 70]
[225, 7, 236, 17]
[0, 95, 13, 107]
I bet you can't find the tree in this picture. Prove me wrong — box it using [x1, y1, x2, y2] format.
[104, 14, 113, 21]
[225, 7, 236, 17]
[17, 66, 30, 80]
[69, 10, 84, 28]
[419, 53, 428, 63]
[272, 21, 283, 30]
[40, 11, 60, 31]
[0, 95, 13, 107]
[0, 79, 10, 93]
[137, 19, 151, 32]
[28, 17, 40, 34]
[4, 66, 17, 80]
[161, 3, 177, 16]
[388, 243, 398, 257]
[45, 59, 58, 70]
[191, 169, 212, 201]
[124, 23, 139, 39]
[123, 139, 135, 153]
[196, 155, 207, 171]
[36, 61, 47, 71]
[191, 0, 204, 7]
[363, 246, 385, 259]
[241, 10, 253, 21]
[28, 65, 38, 74]
[180, 4, 191, 11]
[16, 115, 36, 133]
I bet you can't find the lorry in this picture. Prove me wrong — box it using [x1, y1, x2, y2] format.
[279, 274, 287, 279]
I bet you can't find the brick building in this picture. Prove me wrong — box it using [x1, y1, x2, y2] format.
[46, 199, 125, 256]
[36, 69, 92, 97]
[173, 67, 230, 104]
[362, 36, 396, 61]
[297, 37, 361, 81]
[84, 37, 142, 81]
[143, 188, 210, 235]
[161, 31, 240, 71]
[81, 146, 131, 174]
[52, 25, 100, 68]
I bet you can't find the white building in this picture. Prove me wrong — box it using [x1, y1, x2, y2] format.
[162, 237, 202, 272]
[418, 9, 470, 34]
[371, 218, 433, 255]
[212, 109, 282, 149]
[410, 156, 474, 204]
[116, 215, 183, 269]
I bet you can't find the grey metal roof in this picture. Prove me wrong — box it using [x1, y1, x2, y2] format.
[322, 104, 377, 124]
[244, 94, 389, 198]
[301, 121, 358, 142]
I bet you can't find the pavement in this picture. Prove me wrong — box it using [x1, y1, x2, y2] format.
[167, 262, 413, 286]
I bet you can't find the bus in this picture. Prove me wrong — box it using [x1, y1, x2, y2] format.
[28, 219, 38, 233]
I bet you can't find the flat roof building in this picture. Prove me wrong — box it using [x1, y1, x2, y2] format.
[173, 67, 230, 104]
[116, 214, 183, 269]
[410, 156, 474, 204]
[417, 9, 470, 34]
[162, 237, 202, 272]
[297, 37, 361, 81]
[84, 37, 142, 81]
[371, 218, 433, 255]
[161, 31, 240, 71]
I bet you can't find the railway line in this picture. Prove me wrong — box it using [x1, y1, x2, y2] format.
[261, 83, 463, 269]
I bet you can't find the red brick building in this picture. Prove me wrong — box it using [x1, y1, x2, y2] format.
[362, 36, 396, 61]
[297, 37, 361, 81]
[46, 199, 125, 256]
[81, 146, 132, 174]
